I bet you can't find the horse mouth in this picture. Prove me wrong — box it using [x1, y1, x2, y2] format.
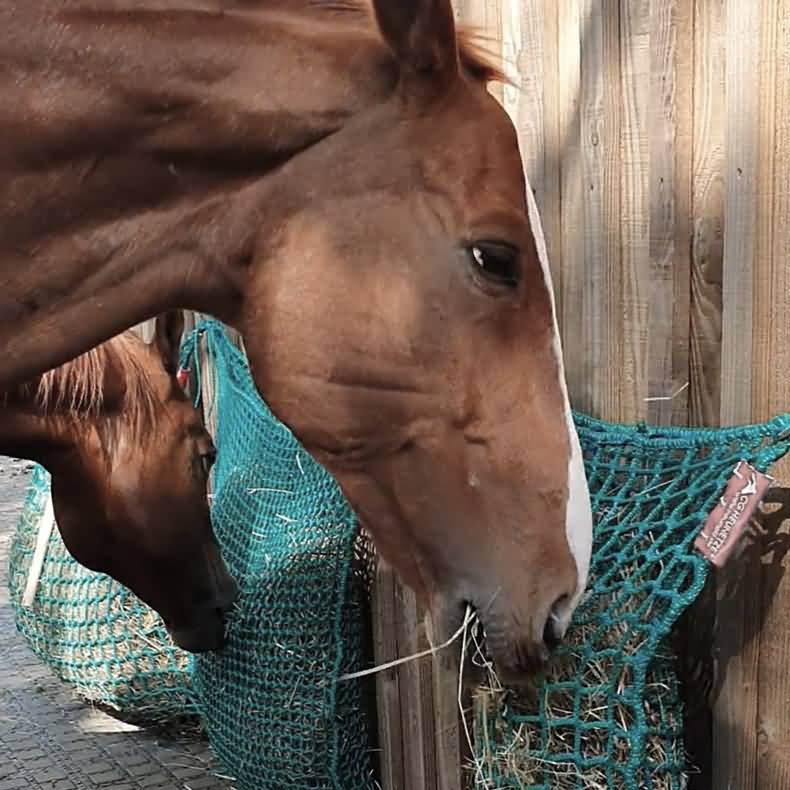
[430, 596, 555, 683]
[164, 607, 232, 654]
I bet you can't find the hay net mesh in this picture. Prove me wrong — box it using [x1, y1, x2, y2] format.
[182, 320, 790, 790]
[7, 465, 195, 719]
[5, 315, 788, 789]
[473, 412, 790, 790]
[180, 321, 377, 790]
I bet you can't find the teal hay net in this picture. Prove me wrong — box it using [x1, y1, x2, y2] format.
[471, 412, 790, 789]
[180, 321, 378, 790]
[180, 319, 790, 790]
[7, 465, 197, 721]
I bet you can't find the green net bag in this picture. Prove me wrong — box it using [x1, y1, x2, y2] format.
[181, 321, 377, 790]
[471, 412, 790, 789]
[7, 465, 197, 721]
[179, 318, 789, 789]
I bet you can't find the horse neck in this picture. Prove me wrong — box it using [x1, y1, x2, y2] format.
[0, 3, 393, 386]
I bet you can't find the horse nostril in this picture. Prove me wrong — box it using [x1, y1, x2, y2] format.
[543, 615, 561, 650]
[552, 593, 570, 617]
[543, 595, 570, 651]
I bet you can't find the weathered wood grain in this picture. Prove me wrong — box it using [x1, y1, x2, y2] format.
[678, 1, 723, 784]
[712, 1, 764, 788]
[556, 0, 584, 400]
[647, 0, 693, 427]
[753, 2, 790, 787]
[372, 564, 406, 790]
[688, 0, 726, 431]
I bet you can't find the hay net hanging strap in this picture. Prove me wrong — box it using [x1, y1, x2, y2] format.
[180, 320, 377, 790]
[474, 411, 790, 789]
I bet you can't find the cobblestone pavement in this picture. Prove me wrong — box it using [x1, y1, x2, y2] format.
[0, 458, 234, 790]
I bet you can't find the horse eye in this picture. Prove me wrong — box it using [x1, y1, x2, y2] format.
[468, 241, 521, 289]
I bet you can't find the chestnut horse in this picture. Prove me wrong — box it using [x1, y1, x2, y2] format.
[0, 0, 592, 675]
[1, 314, 238, 653]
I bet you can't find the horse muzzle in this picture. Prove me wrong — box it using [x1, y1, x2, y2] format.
[168, 578, 239, 653]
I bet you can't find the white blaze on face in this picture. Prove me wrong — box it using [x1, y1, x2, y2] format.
[524, 181, 593, 632]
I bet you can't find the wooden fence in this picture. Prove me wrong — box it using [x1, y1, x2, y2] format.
[446, 1, 790, 788]
[167, 1, 789, 788]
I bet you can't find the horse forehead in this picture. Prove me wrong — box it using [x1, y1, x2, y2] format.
[416, 97, 526, 201]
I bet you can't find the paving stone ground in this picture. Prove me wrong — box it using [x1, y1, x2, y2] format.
[0, 458, 234, 790]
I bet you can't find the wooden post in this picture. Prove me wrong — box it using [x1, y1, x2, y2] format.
[372, 565, 406, 790]
[372, 565, 466, 790]
[713, 2, 790, 788]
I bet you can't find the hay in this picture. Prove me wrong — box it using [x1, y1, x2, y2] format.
[469, 628, 686, 789]
[462, 489, 695, 790]
[8, 465, 196, 722]
[177, 319, 790, 790]
[181, 321, 378, 790]
[463, 483, 696, 790]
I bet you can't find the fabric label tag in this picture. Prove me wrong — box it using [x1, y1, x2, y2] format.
[694, 460, 774, 568]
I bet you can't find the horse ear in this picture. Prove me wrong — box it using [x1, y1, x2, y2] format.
[371, 0, 458, 90]
[153, 310, 184, 376]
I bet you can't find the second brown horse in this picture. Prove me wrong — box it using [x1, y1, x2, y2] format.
[0, 314, 237, 653]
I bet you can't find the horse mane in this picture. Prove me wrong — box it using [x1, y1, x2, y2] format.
[456, 30, 508, 85]
[22, 333, 158, 423]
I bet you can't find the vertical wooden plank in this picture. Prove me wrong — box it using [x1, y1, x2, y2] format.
[508, 0, 564, 305]
[598, 0, 624, 421]
[577, 0, 606, 416]
[499, 0, 525, 124]
[668, 0, 695, 429]
[677, 2, 726, 783]
[500, 0, 572, 359]
[753, 1, 790, 787]
[572, 0, 641, 422]
[689, 0, 726, 430]
[617, 0, 651, 422]
[538, 0, 562, 310]
[647, 0, 693, 427]
[395, 586, 436, 790]
[454, 0, 504, 103]
[509, 0, 545, 198]
[432, 647, 464, 790]
[182, 310, 196, 338]
[556, 0, 585, 399]
[712, 0, 763, 788]
[372, 564, 406, 790]
[132, 318, 157, 344]
[199, 330, 219, 438]
[719, 1, 760, 426]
